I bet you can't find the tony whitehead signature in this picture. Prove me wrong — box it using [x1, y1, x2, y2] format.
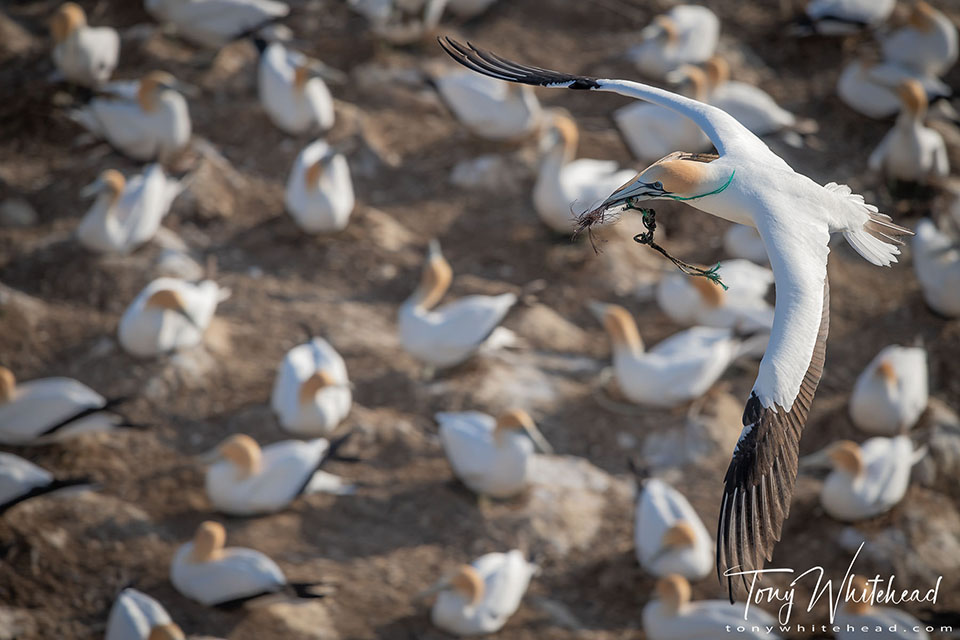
[725, 543, 942, 624]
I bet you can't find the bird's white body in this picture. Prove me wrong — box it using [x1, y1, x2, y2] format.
[615, 101, 710, 163]
[820, 435, 920, 521]
[643, 596, 780, 640]
[837, 61, 950, 120]
[52, 23, 119, 88]
[170, 541, 286, 606]
[868, 110, 949, 184]
[431, 550, 535, 636]
[118, 277, 224, 357]
[881, 4, 957, 77]
[849, 345, 928, 436]
[70, 80, 191, 161]
[804, 0, 895, 35]
[145, 0, 289, 48]
[834, 606, 929, 639]
[434, 69, 542, 141]
[627, 5, 719, 80]
[709, 81, 798, 137]
[106, 588, 174, 640]
[284, 140, 354, 233]
[723, 224, 769, 264]
[258, 42, 335, 135]
[0, 453, 54, 505]
[913, 219, 960, 317]
[77, 165, 183, 254]
[657, 259, 775, 331]
[634, 479, 712, 579]
[0, 378, 123, 445]
[271, 338, 351, 436]
[437, 412, 533, 498]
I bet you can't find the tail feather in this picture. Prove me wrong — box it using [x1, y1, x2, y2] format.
[826, 182, 913, 266]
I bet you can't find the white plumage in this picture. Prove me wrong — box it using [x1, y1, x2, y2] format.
[868, 80, 949, 184]
[912, 218, 960, 317]
[0, 453, 90, 513]
[849, 345, 928, 436]
[258, 42, 335, 135]
[106, 588, 182, 640]
[284, 140, 355, 233]
[634, 478, 712, 580]
[880, 1, 958, 77]
[432, 68, 542, 141]
[803, 0, 895, 35]
[723, 224, 769, 264]
[627, 5, 719, 80]
[144, 0, 289, 48]
[837, 60, 950, 120]
[50, 3, 119, 88]
[271, 337, 351, 436]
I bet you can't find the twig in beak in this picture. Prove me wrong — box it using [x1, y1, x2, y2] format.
[572, 203, 622, 254]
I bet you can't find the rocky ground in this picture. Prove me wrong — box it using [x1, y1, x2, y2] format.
[1, 0, 960, 638]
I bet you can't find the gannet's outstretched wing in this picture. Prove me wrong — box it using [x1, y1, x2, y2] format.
[438, 37, 776, 160]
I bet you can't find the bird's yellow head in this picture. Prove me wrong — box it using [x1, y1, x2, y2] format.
[827, 440, 864, 476]
[218, 434, 262, 477]
[51, 3, 86, 43]
[190, 521, 226, 563]
[656, 574, 691, 614]
[0, 366, 15, 404]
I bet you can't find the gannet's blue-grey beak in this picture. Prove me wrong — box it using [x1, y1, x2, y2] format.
[599, 178, 669, 210]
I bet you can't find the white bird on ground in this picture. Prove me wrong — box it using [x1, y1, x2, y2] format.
[635, 478, 712, 580]
[348, 0, 448, 46]
[837, 59, 951, 120]
[849, 345, 928, 436]
[284, 140, 355, 233]
[627, 5, 719, 80]
[118, 277, 228, 358]
[436, 409, 553, 498]
[0, 452, 91, 515]
[424, 550, 535, 636]
[615, 65, 711, 163]
[271, 337, 351, 436]
[723, 224, 769, 264]
[835, 576, 930, 640]
[912, 218, 960, 317]
[430, 66, 543, 141]
[77, 166, 185, 255]
[591, 301, 767, 409]
[643, 574, 781, 640]
[170, 521, 326, 607]
[801, 436, 925, 521]
[256, 40, 339, 135]
[106, 588, 184, 640]
[0, 366, 134, 445]
[799, 0, 895, 36]
[881, 1, 958, 77]
[440, 38, 913, 596]
[534, 111, 635, 233]
[657, 259, 775, 332]
[50, 2, 119, 88]
[399, 240, 516, 369]
[144, 0, 289, 49]
[203, 433, 354, 516]
[70, 71, 192, 162]
[869, 80, 949, 185]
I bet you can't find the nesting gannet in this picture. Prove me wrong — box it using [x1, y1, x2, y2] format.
[643, 575, 781, 640]
[800, 0, 895, 36]
[348, 0, 448, 46]
[70, 71, 192, 162]
[849, 345, 928, 436]
[626, 5, 719, 80]
[656, 259, 775, 332]
[835, 577, 930, 640]
[118, 277, 227, 358]
[284, 140, 355, 233]
[0, 452, 90, 515]
[723, 224, 769, 264]
[430, 66, 542, 141]
[271, 337, 351, 437]
[77, 165, 184, 255]
[635, 478, 712, 580]
[0, 366, 134, 445]
[399, 240, 516, 369]
[171, 521, 325, 607]
[868, 80, 949, 185]
[436, 409, 552, 498]
[424, 551, 535, 636]
[837, 59, 951, 120]
[881, 1, 958, 77]
[144, 0, 289, 49]
[50, 3, 119, 88]
[614, 65, 711, 163]
[106, 588, 184, 640]
[534, 112, 635, 233]
[257, 41, 338, 135]
[591, 301, 767, 409]
[801, 436, 924, 521]
[912, 218, 960, 317]
[440, 38, 913, 597]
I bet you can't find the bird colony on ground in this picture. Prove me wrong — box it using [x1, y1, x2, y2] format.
[1, 0, 960, 638]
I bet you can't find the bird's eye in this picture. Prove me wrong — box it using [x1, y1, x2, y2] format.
[653, 181, 663, 189]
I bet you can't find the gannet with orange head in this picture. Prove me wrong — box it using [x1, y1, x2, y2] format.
[849, 345, 928, 436]
[144, 0, 289, 49]
[69, 71, 192, 161]
[257, 40, 340, 135]
[0, 452, 91, 515]
[626, 5, 719, 80]
[77, 165, 185, 255]
[271, 336, 351, 436]
[50, 2, 119, 88]
[436, 408, 553, 498]
[0, 365, 135, 445]
[881, 1, 958, 77]
[635, 478, 712, 580]
[912, 218, 960, 318]
[398, 240, 516, 369]
[835, 576, 930, 639]
[118, 277, 228, 358]
[589, 301, 768, 409]
[439, 37, 914, 600]
[424, 551, 536, 636]
[284, 140, 355, 233]
[837, 58, 951, 120]
[106, 588, 184, 640]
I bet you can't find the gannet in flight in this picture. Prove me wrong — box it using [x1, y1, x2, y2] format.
[439, 37, 913, 598]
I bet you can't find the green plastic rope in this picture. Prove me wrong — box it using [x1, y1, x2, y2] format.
[663, 170, 735, 201]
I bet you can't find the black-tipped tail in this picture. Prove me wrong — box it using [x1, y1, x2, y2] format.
[288, 582, 329, 599]
[323, 430, 359, 465]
